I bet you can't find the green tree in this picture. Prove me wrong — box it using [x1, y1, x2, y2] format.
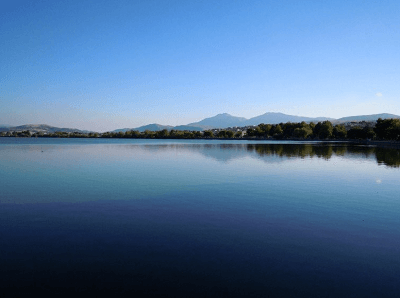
[253, 126, 264, 137]
[271, 124, 283, 136]
[226, 131, 234, 138]
[143, 130, 154, 138]
[218, 130, 227, 138]
[333, 124, 347, 139]
[317, 121, 333, 139]
[156, 129, 169, 138]
[132, 130, 140, 138]
[234, 131, 242, 138]
[364, 127, 376, 139]
[347, 127, 365, 139]
[374, 118, 400, 140]
[293, 127, 312, 139]
[203, 130, 214, 138]
[246, 128, 256, 137]
[193, 131, 202, 138]
[258, 124, 272, 137]
[183, 131, 194, 139]
[282, 122, 297, 138]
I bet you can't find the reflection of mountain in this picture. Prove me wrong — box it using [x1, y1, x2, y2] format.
[197, 144, 259, 163]
[134, 143, 399, 168]
[138, 144, 253, 163]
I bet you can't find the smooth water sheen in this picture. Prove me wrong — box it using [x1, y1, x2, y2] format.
[1, 138, 399, 297]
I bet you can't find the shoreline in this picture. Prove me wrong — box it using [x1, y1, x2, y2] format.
[2, 136, 400, 149]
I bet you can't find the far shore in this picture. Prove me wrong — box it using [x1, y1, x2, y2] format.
[2, 135, 400, 149]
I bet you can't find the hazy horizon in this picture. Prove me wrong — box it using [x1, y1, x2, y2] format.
[2, 0, 399, 132]
[3, 111, 400, 133]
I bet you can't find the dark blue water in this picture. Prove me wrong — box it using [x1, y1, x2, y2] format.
[1, 138, 399, 297]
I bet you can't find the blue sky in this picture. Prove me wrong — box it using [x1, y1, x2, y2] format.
[1, 0, 399, 131]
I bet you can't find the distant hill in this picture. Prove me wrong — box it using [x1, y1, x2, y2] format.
[245, 112, 333, 126]
[113, 124, 174, 133]
[113, 123, 209, 132]
[186, 112, 334, 128]
[2, 124, 91, 133]
[0, 125, 11, 132]
[188, 113, 247, 128]
[172, 125, 208, 131]
[335, 113, 400, 123]
[4, 112, 400, 134]
[110, 112, 400, 132]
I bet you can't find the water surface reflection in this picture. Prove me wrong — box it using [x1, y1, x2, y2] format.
[0, 140, 400, 296]
[135, 143, 399, 167]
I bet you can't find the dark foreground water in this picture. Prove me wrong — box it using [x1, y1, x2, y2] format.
[1, 138, 399, 297]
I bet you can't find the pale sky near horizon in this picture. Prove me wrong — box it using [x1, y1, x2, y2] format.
[1, 0, 400, 132]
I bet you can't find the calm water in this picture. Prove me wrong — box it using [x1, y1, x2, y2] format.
[1, 138, 399, 297]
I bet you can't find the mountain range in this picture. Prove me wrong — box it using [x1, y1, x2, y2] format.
[112, 112, 399, 132]
[0, 124, 91, 133]
[1, 113, 399, 134]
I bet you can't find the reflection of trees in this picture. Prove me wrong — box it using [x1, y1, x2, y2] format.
[245, 143, 400, 168]
[313, 145, 333, 160]
[124, 142, 400, 168]
[247, 144, 334, 160]
[375, 148, 400, 168]
[332, 146, 346, 156]
[342, 146, 376, 159]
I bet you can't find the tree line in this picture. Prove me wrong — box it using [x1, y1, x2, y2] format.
[1, 118, 400, 141]
[246, 118, 400, 140]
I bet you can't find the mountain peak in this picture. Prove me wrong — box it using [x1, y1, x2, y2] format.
[261, 112, 285, 115]
[189, 113, 247, 128]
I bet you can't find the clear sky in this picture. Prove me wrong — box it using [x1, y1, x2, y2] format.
[1, 0, 400, 132]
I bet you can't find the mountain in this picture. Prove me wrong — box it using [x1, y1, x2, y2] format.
[245, 112, 333, 126]
[4, 112, 400, 134]
[113, 124, 207, 132]
[186, 112, 334, 128]
[113, 124, 174, 133]
[172, 125, 207, 131]
[335, 113, 400, 123]
[0, 124, 11, 132]
[188, 113, 247, 128]
[109, 112, 400, 132]
[1, 124, 91, 133]
[186, 112, 333, 128]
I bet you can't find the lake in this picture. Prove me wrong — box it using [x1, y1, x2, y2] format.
[1, 138, 399, 297]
